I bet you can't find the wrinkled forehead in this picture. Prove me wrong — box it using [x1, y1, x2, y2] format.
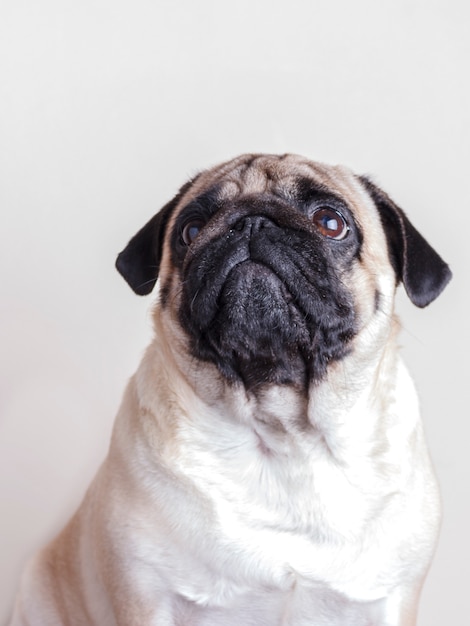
[180, 153, 370, 215]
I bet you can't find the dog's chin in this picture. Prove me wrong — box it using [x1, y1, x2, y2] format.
[211, 262, 312, 388]
[179, 259, 356, 391]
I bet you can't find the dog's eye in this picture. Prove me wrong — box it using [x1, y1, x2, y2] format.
[181, 219, 205, 246]
[312, 208, 349, 240]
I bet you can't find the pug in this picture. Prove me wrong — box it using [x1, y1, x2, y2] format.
[10, 154, 451, 626]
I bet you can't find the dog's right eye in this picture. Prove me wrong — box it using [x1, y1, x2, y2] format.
[181, 219, 205, 246]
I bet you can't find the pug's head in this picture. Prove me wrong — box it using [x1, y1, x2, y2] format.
[116, 154, 451, 392]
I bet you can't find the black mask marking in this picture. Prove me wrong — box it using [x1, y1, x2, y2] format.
[175, 193, 358, 390]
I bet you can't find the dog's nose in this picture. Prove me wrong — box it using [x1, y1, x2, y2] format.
[234, 215, 275, 235]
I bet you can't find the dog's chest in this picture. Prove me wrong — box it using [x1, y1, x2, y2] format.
[172, 585, 388, 626]
[171, 421, 403, 607]
[161, 441, 398, 625]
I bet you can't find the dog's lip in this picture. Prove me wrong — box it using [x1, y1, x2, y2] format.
[187, 256, 295, 332]
[183, 237, 316, 334]
[221, 259, 297, 312]
[228, 257, 286, 281]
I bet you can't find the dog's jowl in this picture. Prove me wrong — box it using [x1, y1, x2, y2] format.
[10, 154, 451, 626]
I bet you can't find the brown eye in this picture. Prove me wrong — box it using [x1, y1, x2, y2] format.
[312, 207, 349, 240]
[181, 219, 205, 245]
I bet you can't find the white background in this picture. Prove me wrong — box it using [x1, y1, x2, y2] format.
[0, 1, 468, 623]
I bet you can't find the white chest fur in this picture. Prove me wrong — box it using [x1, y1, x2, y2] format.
[113, 349, 440, 623]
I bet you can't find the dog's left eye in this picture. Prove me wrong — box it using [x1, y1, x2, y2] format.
[312, 207, 349, 240]
[181, 219, 205, 245]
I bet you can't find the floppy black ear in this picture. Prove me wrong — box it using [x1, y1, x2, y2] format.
[116, 182, 193, 295]
[359, 176, 452, 308]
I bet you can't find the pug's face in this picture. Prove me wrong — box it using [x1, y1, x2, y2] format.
[116, 154, 451, 392]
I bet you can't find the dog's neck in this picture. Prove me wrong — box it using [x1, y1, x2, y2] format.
[133, 305, 404, 470]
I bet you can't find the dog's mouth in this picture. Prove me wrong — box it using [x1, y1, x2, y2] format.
[176, 207, 357, 390]
[213, 260, 316, 386]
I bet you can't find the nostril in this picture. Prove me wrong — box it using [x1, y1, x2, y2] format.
[233, 215, 272, 234]
[233, 219, 246, 232]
